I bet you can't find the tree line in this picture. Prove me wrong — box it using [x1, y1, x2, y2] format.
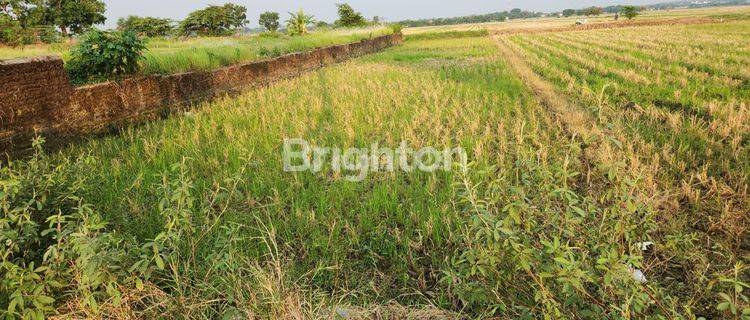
[1, 0, 106, 45]
[397, 5, 647, 28]
[1, 1, 379, 46]
[557, 5, 644, 19]
[398, 8, 544, 27]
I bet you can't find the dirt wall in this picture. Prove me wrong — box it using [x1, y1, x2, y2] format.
[0, 33, 402, 154]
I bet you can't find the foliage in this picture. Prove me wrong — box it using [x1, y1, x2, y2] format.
[179, 3, 247, 37]
[258, 11, 279, 32]
[315, 21, 330, 29]
[0, 1, 61, 45]
[117, 15, 174, 37]
[562, 9, 577, 17]
[43, 0, 106, 36]
[285, 9, 314, 36]
[0, 13, 22, 45]
[0, 140, 139, 318]
[334, 3, 366, 28]
[622, 6, 642, 20]
[65, 29, 146, 84]
[389, 23, 402, 34]
[398, 9, 542, 27]
[0, 141, 256, 318]
[583, 6, 605, 16]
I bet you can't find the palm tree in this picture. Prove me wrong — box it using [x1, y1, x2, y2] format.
[286, 9, 315, 36]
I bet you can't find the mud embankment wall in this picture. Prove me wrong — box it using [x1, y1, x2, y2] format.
[0, 33, 403, 154]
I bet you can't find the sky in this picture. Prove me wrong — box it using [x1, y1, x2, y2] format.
[102, 0, 660, 28]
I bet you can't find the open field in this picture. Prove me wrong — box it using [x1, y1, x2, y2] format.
[0, 27, 390, 77]
[404, 5, 750, 35]
[1, 9, 749, 320]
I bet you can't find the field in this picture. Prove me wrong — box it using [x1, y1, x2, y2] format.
[1, 8, 749, 320]
[404, 6, 750, 35]
[0, 27, 390, 77]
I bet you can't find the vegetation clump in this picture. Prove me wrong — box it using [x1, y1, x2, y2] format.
[622, 6, 642, 20]
[258, 11, 280, 33]
[286, 9, 315, 36]
[334, 3, 366, 27]
[65, 29, 146, 84]
[117, 15, 174, 37]
[179, 4, 248, 37]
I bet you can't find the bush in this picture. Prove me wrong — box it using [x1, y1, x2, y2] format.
[65, 30, 147, 84]
[36, 26, 62, 44]
[389, 23, 403, 34]
[117, 16, 175, 38]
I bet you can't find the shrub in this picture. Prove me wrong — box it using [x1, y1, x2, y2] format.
[258, 46, 282, 58]
[117, 16, 175, 38]
[286, 9, 315, 36]
[65, 30, 146, 84]
[389, 23, 403, 34]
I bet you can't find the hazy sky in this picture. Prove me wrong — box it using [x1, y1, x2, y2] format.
[103, 0, 659, 28]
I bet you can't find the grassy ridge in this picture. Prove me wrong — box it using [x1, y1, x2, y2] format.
[0, 27, 391, 78]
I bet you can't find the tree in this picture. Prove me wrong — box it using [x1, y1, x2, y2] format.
[583, 7, 604, 16]
[1, 0, 46, 27]
[258, 11, 279, 32]
[621, 6, 641, 20]
[286, 9, 314, 36]
[0, 0, 62, 45]
[334, 3, 365, 27]
[562, 9, 577, 17]
[179, 3, 247, 36]
[44, 0, 106, 37]
[117, 16, 173, 37]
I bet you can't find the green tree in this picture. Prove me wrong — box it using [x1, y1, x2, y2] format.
[117, 15, 173, 37]
[562, 9, 577, 17]
[258, 11, 279, 32]
[334, 3, 365, 27]
[286, 9, 314, 36]
[43, 0, 106, 37]
[1, 0, 45, 27]
[583, 6, 604, 16]
[179, 3, 247, 37]
[621, 6, 641, 20]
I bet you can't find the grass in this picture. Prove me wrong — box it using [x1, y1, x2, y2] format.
[1, 23, 749, 319]
[504, 19, 750, 318]
[0, 26, 391, 78]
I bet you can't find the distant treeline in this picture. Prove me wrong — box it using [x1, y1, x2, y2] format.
[396, 0, 749, 29]
[398, 9, 543, 27]
[651, 0, 750, 9]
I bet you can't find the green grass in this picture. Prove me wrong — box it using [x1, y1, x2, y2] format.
[0, 27, 392, 78]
